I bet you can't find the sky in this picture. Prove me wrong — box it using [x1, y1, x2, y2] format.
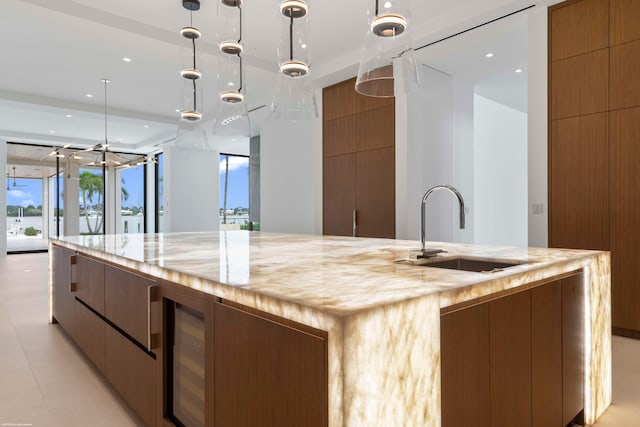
[6, 178, 43, 208]
[219, 155, 249, 210]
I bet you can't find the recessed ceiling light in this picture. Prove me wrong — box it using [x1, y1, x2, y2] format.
[65, 114, 73, 118]
[485, 53, 494, 58]
[50, 130, 56, 134]
[301, 43, 307, 49]
[86, 94, 94, 98]
[118, 138, 123, 141]
[123, 57, 132, 62]
[515, 68, 524, 73]
[175, 108, 181, 112]
[144, 125, 149, 128]
[383, 1, 392, 8]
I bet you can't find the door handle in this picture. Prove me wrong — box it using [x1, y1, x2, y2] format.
[69, 254, 77, 293]
[147, 285, 159, 351]
[352, 209, 357, 237]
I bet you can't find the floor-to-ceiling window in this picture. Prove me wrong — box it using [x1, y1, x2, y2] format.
[6, 173, 47, 251]
[219, 153, 250, 230]
[78, 167, 104, 235]
[155, 153, 164, 232]
[118, 164, 145, 234]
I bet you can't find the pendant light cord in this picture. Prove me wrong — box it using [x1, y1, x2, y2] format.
[289, 15, 294, 61]
[375, 0, 379, 16]
[237, 4, 243, 92]
[103, 80, 108, 147]
[191, 11, 197, 111]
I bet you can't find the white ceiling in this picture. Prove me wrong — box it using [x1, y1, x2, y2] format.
[0, 0, 549, 156]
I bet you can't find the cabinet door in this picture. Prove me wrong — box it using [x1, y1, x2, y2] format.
[213, 300, 328, 427]
[550, 113, 609, 250]
[74, 299, 105, 373]
[51, 245, 76, 337]
[550, 0, 609, 61]
[531, 283, 563, 427]
[74, 254, 105, 314]
[323, 154, 355, 237]
[490, 291, 532, 427]
[355, 147, 395, 239]
[441, 304, 490, 427]
[105, 264, 156, 347]
[611, 40, 640, 110]
[563, 273, 585, 425]
[611, 0, 640, 46]
[105, 325, 157, 426]
[611, 107, 640, 332]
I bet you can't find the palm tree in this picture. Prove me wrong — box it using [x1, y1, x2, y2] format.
[79, 171, 103, 234]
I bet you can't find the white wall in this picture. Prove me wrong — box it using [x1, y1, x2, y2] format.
[474, 95, 528, 246]
[397, 65, 473, 244]
[260, 90, 322, 235]
[0, 139, 6, 255]
[163, 146, 219, 233]
[527, 7, 549, 247]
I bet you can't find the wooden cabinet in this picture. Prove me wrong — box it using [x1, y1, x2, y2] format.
[549, 113, 609, 250]
[105, 325, 157, 426]
[74, 299, 105, 373]
[550, 0, 640, 336]
[610, 107, 640, 333]
[73, 253, 105, 314]
[441, 273, 584, 427]
[213, 300, 328, 427]
[550, 0, 608, 60]
[105, 264, 156, 346]
[323, 78, 395, 239]
[51, 245, 76, 338]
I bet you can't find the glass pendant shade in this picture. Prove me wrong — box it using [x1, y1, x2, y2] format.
[355, 0, 418, 97]
[271, 72, 317, 121]
[174, 117, 212, 150]
[216, 0, 243, 53]
[272, 0, 317, 120]
[213, 96, 252, 137]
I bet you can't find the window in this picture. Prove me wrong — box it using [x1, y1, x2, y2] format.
[219, 154, 250, 230]
[118, 164, 145, 234]
[78, 168, 104, 235]
[155, 153, 164, 233]
[6, 176, 46, 251]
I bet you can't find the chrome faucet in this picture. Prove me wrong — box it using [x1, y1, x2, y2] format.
[417, 185, 466, 257]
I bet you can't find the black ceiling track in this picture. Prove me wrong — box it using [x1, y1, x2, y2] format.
[414, 4, 536, 51]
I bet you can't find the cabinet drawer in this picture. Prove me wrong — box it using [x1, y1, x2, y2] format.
[105, 264, 156, 346]
[74, 299, 105, 373]
[73, 254, 105, 314]
[105, 325, 157, 426]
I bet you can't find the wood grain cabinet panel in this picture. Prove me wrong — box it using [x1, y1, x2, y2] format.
[441, 304, 490, 427]
[562, 273, 585, 425]
[51, 245, 76, 338]
[611, 0, 640, 45]
[105, 325, 157, 426]
[611, 40, 640, 110]
[213, 300, 328, 427]
[531, 283, 563, 427]
[74, 254, 105, 314]
[551, 48, 609, 119]
[323, 78, 393, 122]
[490, 291, 532, 427]
[550, 113, 609, 250]
[550, 0, 609, 60]
[323, 118, 357, 157]
[610, 107, 640, 332]
[74, 299, 105, 373]
[355, 147, 396, 239]
[105, 264, 156, 346]
[323, 154, 356, 237]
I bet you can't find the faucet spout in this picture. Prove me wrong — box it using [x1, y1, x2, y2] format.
[420, 185, 466, 252]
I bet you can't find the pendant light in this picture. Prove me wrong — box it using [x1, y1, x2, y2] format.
[213, 0, 251, 137]
[271, 0, 317, 120]
[174, 0, 211, 150]
[355, 0, 418, 97]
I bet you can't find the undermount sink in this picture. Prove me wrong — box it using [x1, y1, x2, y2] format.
[418, 257, 528, 273]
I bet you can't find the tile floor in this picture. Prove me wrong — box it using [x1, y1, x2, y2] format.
[0, 252, 639, 426]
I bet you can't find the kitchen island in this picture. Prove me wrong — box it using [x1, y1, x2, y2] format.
[50, 231, 611, 426]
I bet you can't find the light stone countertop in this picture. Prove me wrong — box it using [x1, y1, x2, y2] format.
[52, 230, 606, 316]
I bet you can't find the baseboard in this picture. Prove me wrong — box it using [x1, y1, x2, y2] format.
[612, 326, 640, 340]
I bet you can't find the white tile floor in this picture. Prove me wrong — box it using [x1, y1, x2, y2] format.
[0, 252, 639, 426]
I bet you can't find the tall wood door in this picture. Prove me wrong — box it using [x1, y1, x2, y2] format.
[323, 78, 395, 238]
[51, 245, 76, 338]
[610, 108, 640, 332]
[213, 300, 328, 427]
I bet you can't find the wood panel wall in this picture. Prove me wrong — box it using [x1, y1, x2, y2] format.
[549, 0, 640, 337]
[322, 78, 395, 238]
